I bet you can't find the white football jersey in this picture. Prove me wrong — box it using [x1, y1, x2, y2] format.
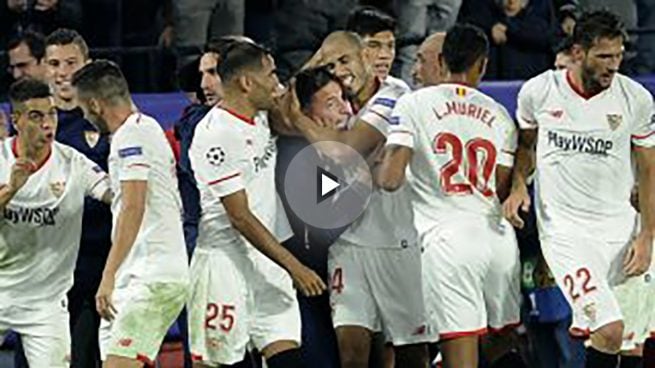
[387, 84, 517, 234]
[0, 139, 109, 306]
[340, 78, 417, 248]
[189, 107, 292, 251]
[108, 113, 189, 286]
[517, 70, 655, 241]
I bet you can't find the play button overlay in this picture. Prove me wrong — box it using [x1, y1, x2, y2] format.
[317, 167, 340, 203]
[284, 141, 373, 229]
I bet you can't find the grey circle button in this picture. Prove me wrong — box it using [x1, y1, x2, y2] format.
[283, 141, 373, 229]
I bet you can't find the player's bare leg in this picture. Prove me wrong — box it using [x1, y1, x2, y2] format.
[335, 325, 373, 368]
[383, 344, 394, 368]
[261, 340, 302, 368]
[395, 343, 428, 368]
[104, 355, 144, 368]
[586, 320, 624, 367]
[440, 336, 478, 368]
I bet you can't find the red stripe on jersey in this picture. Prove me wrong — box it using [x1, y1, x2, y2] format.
[488, 321, 521, 334]
[439, 327, 488, 341]
[569, 327, 590, 339]
[191, 353, 204, 361]
[136, 353, 154, 366]
[632, 131, 655, 140]
[218, 105, 255, 125]
[566, 70, 602, 100]
[208, 173, 240, 185]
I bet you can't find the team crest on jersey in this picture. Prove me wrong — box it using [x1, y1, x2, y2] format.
[606, 114, 622, 130]
[84, 130, 100, 148]
[455, 87, 467, 97]
[582, 302, 597, 323]
[50, 181, 66, 198]
[206, 146, 226, 166]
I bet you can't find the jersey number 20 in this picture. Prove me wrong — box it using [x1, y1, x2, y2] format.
[433, 132, 496, 197]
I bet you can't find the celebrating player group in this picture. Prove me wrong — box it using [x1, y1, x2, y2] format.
[1, 6, 654, 368]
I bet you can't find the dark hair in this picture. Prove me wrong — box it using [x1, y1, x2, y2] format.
[346, 6, 396, 37]
[218, 42, 271, 83]
[72, 59, 130, 102]
[9, 78, 51, 106]
[572, 10, 627, 50]
[294, 66, 344, 110]
[205, 36, 250, 57]
[555, 37, 574, 55]
[45, 28, 89, 60]
[8, 31, 46, 61]
[442, 23, 489, 74]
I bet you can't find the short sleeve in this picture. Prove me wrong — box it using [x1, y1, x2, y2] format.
[113, 125, 151, 182]
[386, 94, 417, 149]
[630, 87, 655, 148]
[77, 154, 110, 201]
[190, 125, 246, 198]
[359, 87, 407, 136]
[516, 76, 543, 130]
[496, 105, 518, 167]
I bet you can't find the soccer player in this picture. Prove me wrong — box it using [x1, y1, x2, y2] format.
[0, 78, 111, 368]
[290, 31, 430, 368]
[411, 32, 447, 88]
[377, 24, 521, 368]
[72, 60, 190, 368]
[503, 10, 655, 368]
[7, 31, 47, 81]
[346, 6, 408, 89]
[187, 42, 325, 368]
[44, 28, 113, 367]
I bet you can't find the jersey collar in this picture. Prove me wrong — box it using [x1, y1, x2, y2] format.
[217, 105, 256, 126]
[565, 70, 606, 100]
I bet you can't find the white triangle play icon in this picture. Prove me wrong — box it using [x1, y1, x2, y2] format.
[317, 167, 340, 203]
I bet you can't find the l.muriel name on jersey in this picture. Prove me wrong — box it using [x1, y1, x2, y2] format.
[547, 131, 613, 155]
[4, 206, 59, 226]
[433, 101, 496, 127]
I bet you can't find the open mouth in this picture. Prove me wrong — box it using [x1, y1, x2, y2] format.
[340, 75, 354, 87]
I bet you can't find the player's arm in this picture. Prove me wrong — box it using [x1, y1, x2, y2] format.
[377, 95, 417, 191]
[221, 190, 326, 296]
[496, 165, 513, 203]
[0, 158, 37, 211]
[377, 145, 412, 192]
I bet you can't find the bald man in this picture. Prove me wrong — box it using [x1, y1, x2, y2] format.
[412, 32, 447, 88]
[291, 31, 431, 368]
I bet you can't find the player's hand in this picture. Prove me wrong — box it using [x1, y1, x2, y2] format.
[502, 184, 531, 229]
[96, 275, 118, 321]
[491, 23, 507, 45]
[289, 263, 326, 297]
[623, 231, 654, 277]
[34, 0, 58, 11]
[8, 158, 37, 193]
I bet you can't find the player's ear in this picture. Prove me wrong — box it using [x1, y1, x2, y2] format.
[89, 98, 102, 116]
[571, 43, 585, 63]
[238, 74, 252, 93]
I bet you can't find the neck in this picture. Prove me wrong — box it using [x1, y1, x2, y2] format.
[106, 103, 137, 133]
[220, 91, 257, 119]
[570, 66, 605, 97]
[446, 73, 477, 88]
[355, 74, 379, 107]
[55, 95, 77, 111]
[14, 136, 50, 166]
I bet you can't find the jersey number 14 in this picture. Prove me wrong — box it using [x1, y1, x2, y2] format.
[433, 132, 496, 197]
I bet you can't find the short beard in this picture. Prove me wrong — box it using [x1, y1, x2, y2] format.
[580, 62, 605, 95]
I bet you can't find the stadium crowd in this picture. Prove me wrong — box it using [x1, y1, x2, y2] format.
[1, 1, 655, 368]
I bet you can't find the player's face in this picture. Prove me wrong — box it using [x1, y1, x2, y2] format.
[13, 97, 58, 150]
[321, 42, 370, 95]
[362, 31, 395, 80]
[579, 36, 624, 90]
[199, 52, 222, 106]
[412, 36, 446, 87]
[249, 55, 282, 110]
[45, 44, 88, 102]
[8, 42, 45, 81]
[306, 80, 352, 129]
[76, 94, 109, 134]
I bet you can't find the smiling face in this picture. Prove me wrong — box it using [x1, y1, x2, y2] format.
[45, 43, 88, 102]
[362, 31, 395, 80]
[306, 80, 352, 129]
[320, 39, 372, 96]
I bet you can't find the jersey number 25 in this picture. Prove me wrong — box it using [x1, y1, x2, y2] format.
[433, 132, 496, 197]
